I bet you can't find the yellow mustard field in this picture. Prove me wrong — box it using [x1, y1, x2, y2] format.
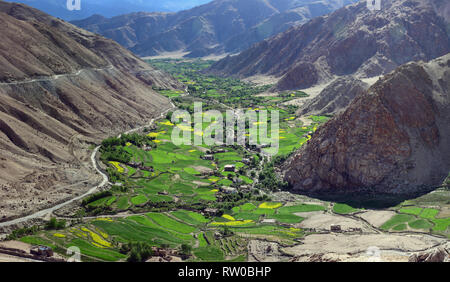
[109, 161, 124, 173]
[259, 202, 282, 209]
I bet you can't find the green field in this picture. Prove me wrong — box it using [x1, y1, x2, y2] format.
[13, 59, 449, 262]
[381, 214, 416, 231]
[279, 204, 326, 214]
[332, 203, 358, 214]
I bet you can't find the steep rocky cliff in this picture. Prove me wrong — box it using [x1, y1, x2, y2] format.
[283, 53, 450, 196]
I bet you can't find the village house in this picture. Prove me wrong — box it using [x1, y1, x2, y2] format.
[148, 246, 183, 262]
[348, 227, 363, 233]
[142, 145, 153, 151]
[128, 161, 154, 172]
[30, 246, 53, 257]
[224, 164, 236, 172]
[204, 208, 219, 217]
[129, 161, 140, 168]
[221, 186, 237, 194]
[330, 225, 342, 233]
[202, 154, 214, 161]
[240, 185, 250, 191]
[201, 170, 214, 177]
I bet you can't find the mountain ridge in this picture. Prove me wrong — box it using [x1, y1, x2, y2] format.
[0, 1, 182, 221]
[283, 53, 450, 197]
[71, 0, 357, 58]
[209, 0, 450, 90]
[3, 0, 213, 20]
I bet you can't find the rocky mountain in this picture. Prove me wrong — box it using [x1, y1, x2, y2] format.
[409, 243, 450, 262]
[71, 0, 357, 58]
[209, 0, 450, 90]
[0, 2, 182, 221]
[283, 53, 450, 197]
[299, 77, 369, 116]
[3, 0, 212, 20]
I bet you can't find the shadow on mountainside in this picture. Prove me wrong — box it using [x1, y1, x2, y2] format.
[286, 186, 446, 209]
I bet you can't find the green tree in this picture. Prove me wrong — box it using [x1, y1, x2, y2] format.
[181, 244, 192, 255]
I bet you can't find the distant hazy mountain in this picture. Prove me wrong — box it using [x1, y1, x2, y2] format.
[2, 0, 212, 20]
[71, 0, 357, 58]
[209, 0, 450, 90]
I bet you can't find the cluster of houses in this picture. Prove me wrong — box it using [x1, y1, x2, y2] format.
[200, 147, 257, 198]
[149, 246, 187, 262]
[247, 144, 271, 153]
[204, 207, 220, 217]
[142, 145, 153, 151]
[128, 161, 154, 172]
[30, 245, 54, 257]
[0, 245, 64, 262]
[201, 148, 226, 161]
[329, 225, 362, 233]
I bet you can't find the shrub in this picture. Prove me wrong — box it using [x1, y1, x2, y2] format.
[45, 217, 66, 230]
[82, 191, 113, 206]
[7, 225, 39, 240]
[181, 244, 192, 256]
[125, 242, 154, 262]
[100, 146, 132, 163]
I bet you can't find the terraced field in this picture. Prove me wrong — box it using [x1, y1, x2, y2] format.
[17, 200, 317, 261]
[380, 197, 450, 236]
[11, 59, 449, 262]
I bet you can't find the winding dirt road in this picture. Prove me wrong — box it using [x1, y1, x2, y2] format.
[0, 92, 177, 228]
[0, 65, 114, 86]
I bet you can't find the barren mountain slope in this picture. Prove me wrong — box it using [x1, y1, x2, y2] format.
[299, 77, 369, 116]
[71, 0, 357, 58]
[283, 53, 450, 196]
[3, 0, 212, 20]
[0, 2, 182, 221]
[209, 0, 450, 90]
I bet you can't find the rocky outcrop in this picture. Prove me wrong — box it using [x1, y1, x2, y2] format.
[71, 0, 357, 58]
[409, 244, 450, 262]
[0, 2, 182, 220]
[283, 53, 450, 195]
[209, 0, 450, 91]
[299, 76, 369, 116]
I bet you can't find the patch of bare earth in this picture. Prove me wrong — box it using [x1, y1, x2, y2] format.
[193, 181, 210, 187]
[283, 233, 447, 262]
[356, 210, 397, 228]
[0, 253, 38, 262]
[191, 166, 213, 174]
[242, 75, 280, 86]
[437, 207, 450, 218]
[297, 213, 373, 232]
[0, 240, 31, 252]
